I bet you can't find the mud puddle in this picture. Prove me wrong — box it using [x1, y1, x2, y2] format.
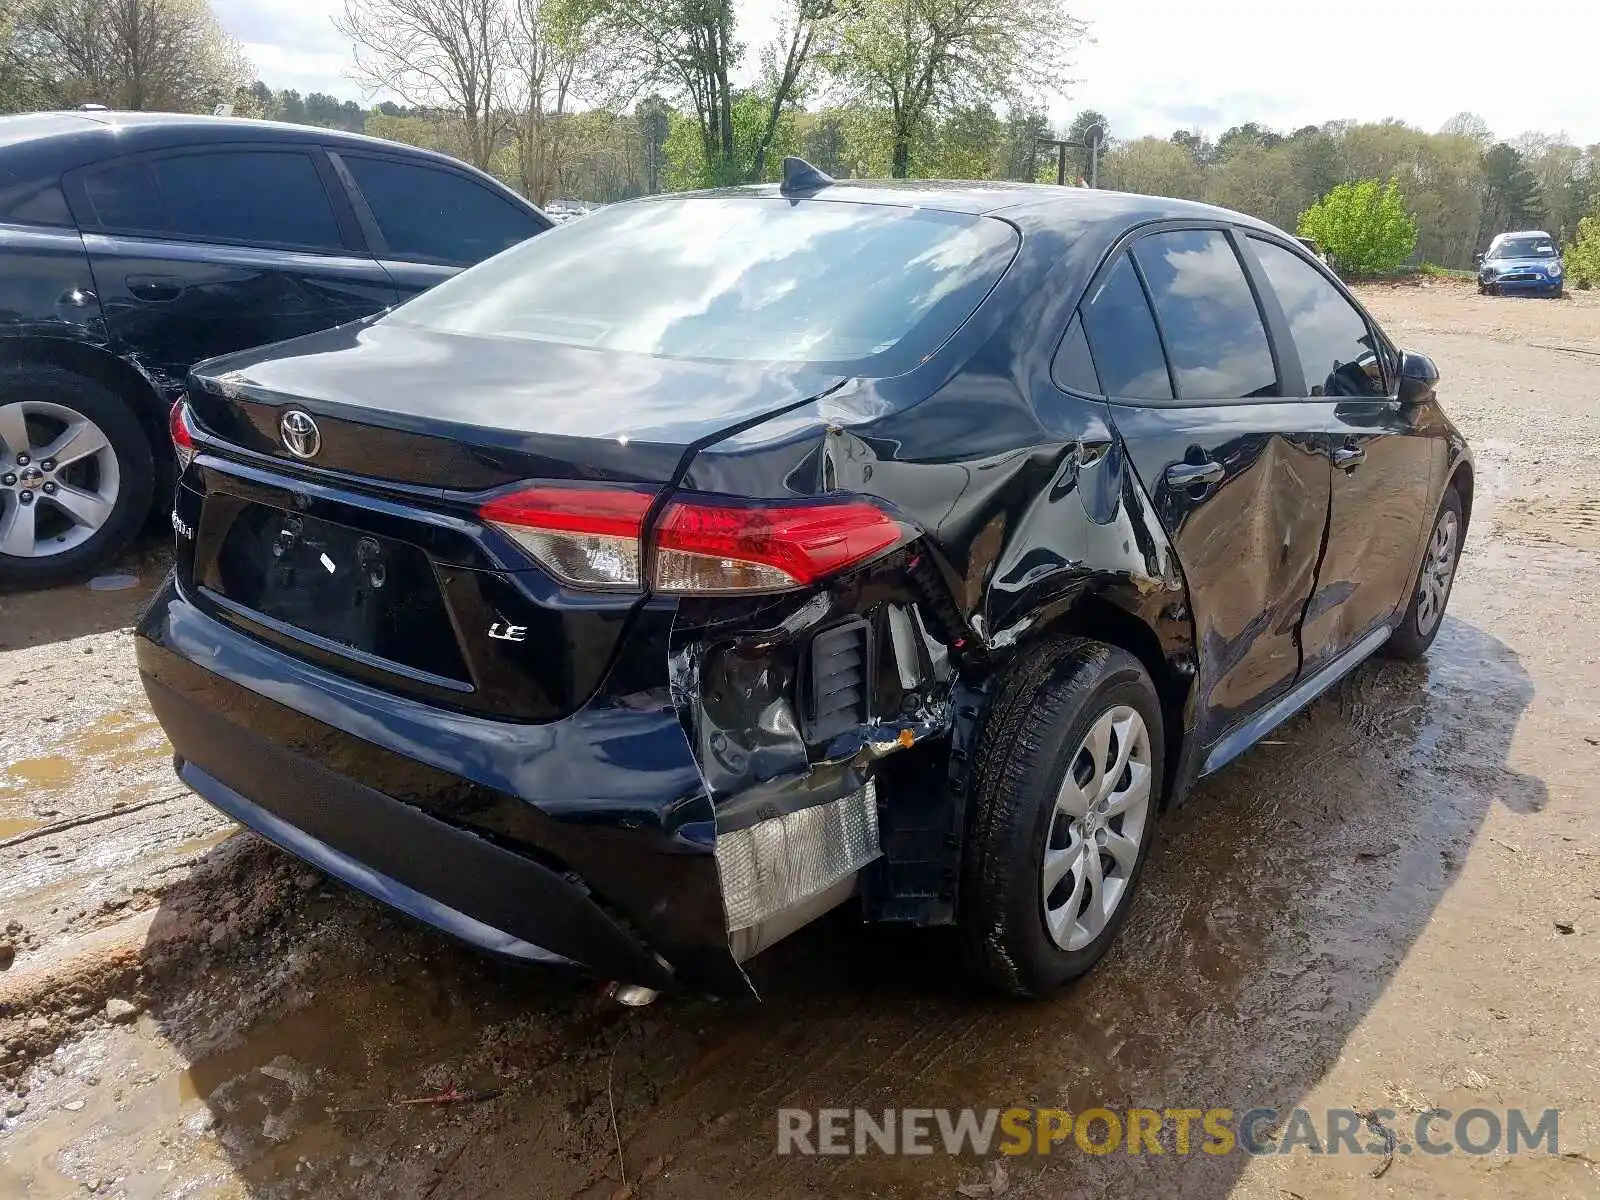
[9, 558, 1587, 1199]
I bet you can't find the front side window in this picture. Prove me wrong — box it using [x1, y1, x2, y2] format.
[1250, 237, 1388, 398]
[1079, 252, 1172, 400]
[384, 197, 1020, 374]
[1132, 229, 1278, 401]
[343, 156, 543, 266]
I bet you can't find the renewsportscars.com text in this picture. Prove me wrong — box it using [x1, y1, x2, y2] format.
[776, 1106, 1560, 1158]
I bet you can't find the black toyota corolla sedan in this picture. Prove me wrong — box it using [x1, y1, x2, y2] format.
[136, 162, 1472, 1000]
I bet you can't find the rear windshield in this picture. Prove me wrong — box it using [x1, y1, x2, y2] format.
[383, 196, 1019, 374]
[1493, 236, 1557, 258]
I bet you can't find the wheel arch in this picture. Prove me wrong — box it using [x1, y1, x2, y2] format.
[0, 335, 176, 496]
[1033, 589, 1194, 810]
[1448, 456, 1474, 538]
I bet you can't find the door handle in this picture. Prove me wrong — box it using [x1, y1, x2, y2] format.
[127, 275, 186, 302]
[1333, 446, 1367, 471]
[1165, 460, 1225, 488]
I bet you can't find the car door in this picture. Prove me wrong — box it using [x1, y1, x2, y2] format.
[1086, 226, 1333, 745]
[65, 145, 399, 396]
[1241, 234, 1440, 675]
[329, 152, 549, 301]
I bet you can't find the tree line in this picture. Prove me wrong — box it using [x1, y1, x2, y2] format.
[2, 0, 1597, 272]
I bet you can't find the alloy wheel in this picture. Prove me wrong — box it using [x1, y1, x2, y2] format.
[1415, 507, 1459, 636]
[1042, 705, 1154, 952]
[0, 400, 121, 559]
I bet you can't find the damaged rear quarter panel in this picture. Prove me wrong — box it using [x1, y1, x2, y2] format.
[666, 315, 1198, 930]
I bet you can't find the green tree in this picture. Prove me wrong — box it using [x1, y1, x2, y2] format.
[1100, 136, 1204, 200]
[13, 0, 250, 112]
[1564, 195, 1600, 290]
[998, 108, 1051, 181]
[1205, 141, 1301, 230]
[1169, 128, 1213, 166]
[1298, 179, 1418, 276]
[799, 108, 846, 176]
[636, 94, 672, 192]
[831, 0, 1085, 178]
[921, 104, 1002, 179]
[583, 0, 826, 185]
[1215, 121, 1282, 161]
[1478, 143, 1547, 246]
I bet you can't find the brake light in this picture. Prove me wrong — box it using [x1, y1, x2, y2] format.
[477, 487, 907, 593]
[479, 486, 653, 589]
[656, 498, 905, 593]
[169, 400, 196, 471]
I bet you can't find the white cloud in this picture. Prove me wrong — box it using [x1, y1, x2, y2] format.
[1067, 0, 1599, 144]
[216, 0, 1600, 144]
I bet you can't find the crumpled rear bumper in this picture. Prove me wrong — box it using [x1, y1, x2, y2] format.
[135, 576, 752, 997]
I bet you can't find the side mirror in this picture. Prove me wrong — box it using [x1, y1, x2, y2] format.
[1397, 350, 1440, 407]
[1472, 252, 1484, 265]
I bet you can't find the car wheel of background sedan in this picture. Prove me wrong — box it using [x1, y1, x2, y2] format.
[1381, 487, 1464, 661]
[959, 639, 1165, 998]
[0, 364, 154, 589]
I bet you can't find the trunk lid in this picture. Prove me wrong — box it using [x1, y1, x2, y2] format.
[185, 320, 846, 490]
[176, 323, 847, 724]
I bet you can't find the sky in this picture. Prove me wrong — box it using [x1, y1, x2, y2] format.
[215, 0, 1599, 145]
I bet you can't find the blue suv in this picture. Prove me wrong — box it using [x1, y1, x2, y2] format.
[1477, 230, 1564, 298]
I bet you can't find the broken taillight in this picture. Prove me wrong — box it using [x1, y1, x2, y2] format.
[478, 486, 908, 594]
[169, 400, 196, 471]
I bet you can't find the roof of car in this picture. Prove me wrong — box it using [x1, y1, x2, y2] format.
[661, 180, 1289, 261]
[1492, 230, 1553, 240]
[0, 109, 494, 181]
[686, 178, 1268, 223]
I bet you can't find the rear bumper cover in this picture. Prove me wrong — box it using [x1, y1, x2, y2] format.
[136, 576, 751, 996]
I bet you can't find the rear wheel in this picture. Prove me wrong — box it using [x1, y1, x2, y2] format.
[960, 640, 1164, 998]
[0, 365, 154, 589]
[1381, 487, 1463, 661]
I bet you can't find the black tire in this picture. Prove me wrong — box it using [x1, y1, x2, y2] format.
[0, 364, 155, 589]
[1381, 486, 1464, 661]
[959, 640, 1165, 998]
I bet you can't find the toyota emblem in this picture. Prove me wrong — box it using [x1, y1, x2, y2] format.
[279, 409, 321, 460]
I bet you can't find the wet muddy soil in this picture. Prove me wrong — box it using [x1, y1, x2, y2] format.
[2, 282, 1598, 1199]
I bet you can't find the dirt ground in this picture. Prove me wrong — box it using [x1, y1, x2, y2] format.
[2, 278, 1598, 1199]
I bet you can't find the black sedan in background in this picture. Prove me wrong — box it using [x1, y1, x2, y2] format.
[0, 110, 549, 587]
[136, 162, 1472, 999]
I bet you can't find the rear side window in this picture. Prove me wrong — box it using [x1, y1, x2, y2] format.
[1052, 315, 1101, 393]
[1249, 237, 1389, 398]
[1132, 229, 1278, 401]
[1080, 252, 1172, 400]
[83, 151, 343, 250]
[151, 152, 342, 249]
[84, 161, 166, 231]
[343, 157, 542, 265]
[384, 196, 1019, 375]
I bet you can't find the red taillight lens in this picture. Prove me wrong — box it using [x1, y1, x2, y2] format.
[169, 400, 196, 471]
[656, 498, 905, 593]
[479, 486, 654, 589]
[477, 486, 908, 594]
